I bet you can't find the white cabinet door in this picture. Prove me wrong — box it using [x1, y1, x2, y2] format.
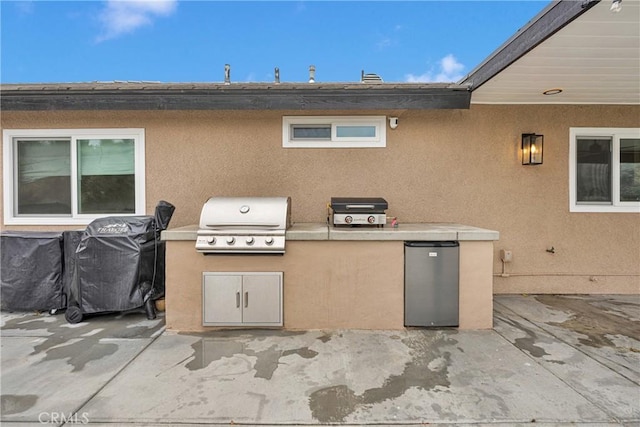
[242, 273, 282, 326]
[203, 273, 242, 325]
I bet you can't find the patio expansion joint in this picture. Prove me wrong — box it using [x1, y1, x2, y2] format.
[69, 325, 166, 419]
[492, 299, 633, 424]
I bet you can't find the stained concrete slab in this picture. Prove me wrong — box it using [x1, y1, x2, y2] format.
[78, 329, 612, 425]
[496, 294, 640, 381]
[81, 424, 625, 427]
[1, 295, 638, 426]
[0, 310, 164, 424]
[494, 301, 640, 421]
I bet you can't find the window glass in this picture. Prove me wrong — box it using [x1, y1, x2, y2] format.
[576, 137, 611, 203]
[283, 116, 385, 148]
[77, 139, 135, 214]
[16, 139, 71, 215]
[335, 125, 376, 138]
[291, 125, 331, 140]
[620, 138, 640, 202]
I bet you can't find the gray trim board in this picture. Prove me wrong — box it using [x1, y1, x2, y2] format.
[0, 83, 471, 111]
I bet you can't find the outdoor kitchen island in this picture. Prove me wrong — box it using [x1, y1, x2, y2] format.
[161, 223, 499, 331]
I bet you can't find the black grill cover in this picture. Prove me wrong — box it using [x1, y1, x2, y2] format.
[68, 201, 174, 314]
[69, 217, 157, 314]
[62, 230, 85, 306]
[1, 231, 65, 311]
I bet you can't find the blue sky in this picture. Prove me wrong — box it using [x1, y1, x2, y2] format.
[1, 1, 548, 84]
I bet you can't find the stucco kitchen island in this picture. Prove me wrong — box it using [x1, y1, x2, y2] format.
[161, 223, 499, 331]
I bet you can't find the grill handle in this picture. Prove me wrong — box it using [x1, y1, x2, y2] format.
[345, 204, 375, 209]
[205, 223, 281, 229]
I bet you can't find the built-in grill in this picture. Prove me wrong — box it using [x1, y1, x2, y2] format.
[330, 197, 388, 227]
[196, 197, 291, 254]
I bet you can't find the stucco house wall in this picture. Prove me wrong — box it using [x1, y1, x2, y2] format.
[1, 104, 639, 294]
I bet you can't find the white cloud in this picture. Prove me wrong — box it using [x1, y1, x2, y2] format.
[376, 24, 402, 51]
[376, 37, 392, 49]
[405, 54, 465, 83]
[97, 0, 178, 42]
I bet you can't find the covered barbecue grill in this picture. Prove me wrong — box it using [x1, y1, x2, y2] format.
[65, 201, 175, 323]
[196, 197, 291, 254]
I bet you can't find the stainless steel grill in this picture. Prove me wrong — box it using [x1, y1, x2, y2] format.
[196, 197, 291, 254]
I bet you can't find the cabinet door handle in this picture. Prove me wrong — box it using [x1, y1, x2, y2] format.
[245, 291, 249, 308]
[236, 291, 240, 308]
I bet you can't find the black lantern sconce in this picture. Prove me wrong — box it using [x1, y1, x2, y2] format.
[522, 133, 544, 165]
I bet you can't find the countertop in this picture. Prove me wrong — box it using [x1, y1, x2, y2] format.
[161, 223, 499, 241]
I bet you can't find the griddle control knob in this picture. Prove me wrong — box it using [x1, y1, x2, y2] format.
[345, 215, 353, 224]
[207, 236, 216, 244]
[367, 215, 376, 224]
[265, 237, 275, 246]
[246, 237, 255, 245]
[226, 237, 236, 245]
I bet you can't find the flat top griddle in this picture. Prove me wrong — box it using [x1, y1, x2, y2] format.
[330, 197, 388, 214]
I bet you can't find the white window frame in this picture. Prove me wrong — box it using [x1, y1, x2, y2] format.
[569, 127, 640, 213]
[282, 116, 386, 148]
[3, 128, 146, 225]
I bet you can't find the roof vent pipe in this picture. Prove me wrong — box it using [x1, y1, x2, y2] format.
[309, 65, 316, 83]
[224, 64, 231, 85]
[275, 67, 280, 84]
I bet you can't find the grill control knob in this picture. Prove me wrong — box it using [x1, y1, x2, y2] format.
[345, 215, 353, 224]
[207, 236, 216, 244]
[367, 215, 376, 224]
[226, 237, 236, 245]
[246, 237, 255, 245]
[265, 237, 275, 246]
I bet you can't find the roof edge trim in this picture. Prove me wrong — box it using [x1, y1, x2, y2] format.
[459, 0, 600, 91]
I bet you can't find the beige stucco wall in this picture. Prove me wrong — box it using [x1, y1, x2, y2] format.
[2, 105, 639, 294]
[165, 240, 405, 331]
[164, 239, 493, 331]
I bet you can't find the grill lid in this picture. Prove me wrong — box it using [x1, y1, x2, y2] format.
[199, 197, 291, 231]
[330, 197, 388, 213]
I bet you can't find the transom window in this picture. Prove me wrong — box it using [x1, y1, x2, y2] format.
[283, 116, 386, 148]
[3, 128, 146, 225]
[569, 127, 640, 213]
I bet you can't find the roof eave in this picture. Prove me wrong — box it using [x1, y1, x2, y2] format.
[459, 0, 601, 91]
[0, 84, 472, 111]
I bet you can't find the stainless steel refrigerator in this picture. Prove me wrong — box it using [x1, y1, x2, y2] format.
[404, 241, 459, 327]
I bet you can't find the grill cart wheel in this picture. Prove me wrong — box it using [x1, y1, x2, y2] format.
[65, 305, 83, 324]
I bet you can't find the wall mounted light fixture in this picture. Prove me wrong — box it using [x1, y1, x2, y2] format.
[522, 133, 544, 165]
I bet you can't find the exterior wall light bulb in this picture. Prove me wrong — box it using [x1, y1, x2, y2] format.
[522, 133, 544, 165]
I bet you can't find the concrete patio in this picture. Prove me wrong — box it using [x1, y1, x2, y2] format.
[1, 294, 638, 426]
